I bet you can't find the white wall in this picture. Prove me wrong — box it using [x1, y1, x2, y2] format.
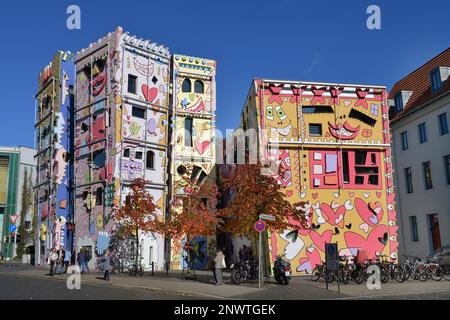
[392, 94, 450, 258]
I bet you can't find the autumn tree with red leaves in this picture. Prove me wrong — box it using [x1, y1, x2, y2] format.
[220, 163, 307, 238]
[165, 167, 222, 242]
[112, 178, 160, 272]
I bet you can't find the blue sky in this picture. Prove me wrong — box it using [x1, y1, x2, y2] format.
[0, 0, 449, 148]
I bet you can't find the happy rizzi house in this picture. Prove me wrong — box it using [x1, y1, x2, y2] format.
[234, 79, 399, 275]
[34, 27, 217, 271]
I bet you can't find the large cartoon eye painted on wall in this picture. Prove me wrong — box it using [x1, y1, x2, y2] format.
[275, 106, 287, 121]
[266, 106, 274, 120]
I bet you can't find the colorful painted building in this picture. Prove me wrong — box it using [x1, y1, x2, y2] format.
[169, 55, 217, 270]
[237, 79, 399, 275]
[69, 27, 217, 271]
[34, 52, 74, 265]
[73, 27, 170, 271]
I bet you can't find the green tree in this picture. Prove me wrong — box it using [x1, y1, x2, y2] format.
[17, 168, 33, 257]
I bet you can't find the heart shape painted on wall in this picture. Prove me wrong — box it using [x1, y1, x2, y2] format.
[142, 84, 158, 103]
[194, 137, 211, 155]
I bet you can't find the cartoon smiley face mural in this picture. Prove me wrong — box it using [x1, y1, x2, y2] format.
[250, 81, 398, 275]
[265, 105, 294, 138]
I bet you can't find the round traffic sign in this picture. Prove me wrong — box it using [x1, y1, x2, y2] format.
[9, 225, 17, 233]
[254, 220, 266, 233]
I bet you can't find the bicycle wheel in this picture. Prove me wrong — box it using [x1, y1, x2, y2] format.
[419, 270, 429, 282]
[393, 265, 406, 283]
[443, 268, 450, 281]
[402, 265, 411, 281]
[380, 266, 390, 283]
[338, 265, 350, 285]
[431, 266, 443, 281]
[354, 268, 365, 284]
[311, 266, 322, 282]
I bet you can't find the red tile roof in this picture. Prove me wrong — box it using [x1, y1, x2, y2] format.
[389, 47, 450, 123]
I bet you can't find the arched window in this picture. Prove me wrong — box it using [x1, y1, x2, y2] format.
[146, 150, 155, 170]
[182, 78, 191, 92]
[194, 80, 204, 94]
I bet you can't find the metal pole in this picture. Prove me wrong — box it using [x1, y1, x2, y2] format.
[258, 215, 262, 289]
[8, 233, 12, 267]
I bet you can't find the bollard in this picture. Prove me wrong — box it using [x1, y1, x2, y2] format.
[151, 261, 154, 276]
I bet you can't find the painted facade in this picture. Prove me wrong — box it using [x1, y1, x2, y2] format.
[169, 55, 217, 270]
[238, 80, 398, 275]
[74, 27, 170, 271]
[72, 28, 219, 271]
[34, 52, 74, 265]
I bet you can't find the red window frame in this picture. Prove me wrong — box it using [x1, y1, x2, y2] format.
[309, 149, 381, 190]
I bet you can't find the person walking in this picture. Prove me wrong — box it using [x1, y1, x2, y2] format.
[57, 246, 66, 275]
[214, 248, 226, 286]
[63, 250, 72, 274]
[100, 250, 112, 281]
[208, 248, 217, 284]
[77, 248, 88, 274]
[48, 248, 58, 276]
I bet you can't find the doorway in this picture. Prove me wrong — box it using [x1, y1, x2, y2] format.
[428, 213, 441, 254]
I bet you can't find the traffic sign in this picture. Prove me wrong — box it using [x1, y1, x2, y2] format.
[254, 220, 266, 233]
[10, 215, 19, 224]
[260, 214, 275, 221]
[9, 225, 17, 233]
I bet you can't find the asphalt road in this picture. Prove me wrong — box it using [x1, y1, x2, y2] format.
[0, 274, 203, 300]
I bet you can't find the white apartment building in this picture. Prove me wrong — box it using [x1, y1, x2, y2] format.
[390, 47, 450, 258]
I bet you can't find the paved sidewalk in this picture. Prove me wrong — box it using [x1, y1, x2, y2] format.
[0, 265, 265, 299]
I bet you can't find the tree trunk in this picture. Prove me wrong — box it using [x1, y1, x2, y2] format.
[135, 227, 139, 273]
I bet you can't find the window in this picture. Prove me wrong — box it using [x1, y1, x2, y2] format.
[123, 148, 130, 158]
[410, 216, 419, 242]
[401, 131, 408, 151]
[96, 188, 103, 206]
[146, 151, 154, 170]
[310, 149, 381, 189]
[431, 68, 442, 92]
[135, 151, 143, 160]
[422, 161, 433, 190]
[190, 165, 202, 180]
[302, 106, 334, 114]
[438, 113, 448, 135]
[309, 124, 322, 136]
[185, 117, 193, 147]
[128, 74, 137, 94]
[81, 122, 89, 133]
[394, 93, 403, 112]
[404, 167, 413, 193]
[444, 155, 450, 185]
[418, 122, 427, 144]
[132, 106, 145, 119]
[198, 171, 208, 185]
[93, 150, 106, 168]
[182, 79, 191, 92]
[194, 80, 204, 94]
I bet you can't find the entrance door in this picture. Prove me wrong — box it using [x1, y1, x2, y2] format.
[428, 213, 442, 253]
